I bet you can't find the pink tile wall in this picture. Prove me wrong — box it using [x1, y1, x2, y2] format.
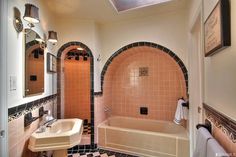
[94, 95, 108, 143]
[103, 46, 186, 121]
[8, 99, 56, 157]
[64, 59, 91, 120]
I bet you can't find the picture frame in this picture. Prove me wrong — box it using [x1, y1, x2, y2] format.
[204, 0, 230, 57]
[47, 53, 57, 73]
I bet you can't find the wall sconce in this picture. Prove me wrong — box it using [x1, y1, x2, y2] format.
[13, 7, 23, 33]
[48, 31, 58, 43]
[23, 3, 40, 28]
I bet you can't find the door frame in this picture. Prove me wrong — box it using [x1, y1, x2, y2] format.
[188, 2, 204, 156]
[0, 0, 9, 156]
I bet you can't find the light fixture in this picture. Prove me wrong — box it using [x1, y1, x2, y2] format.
[23, 4, 40, 28]
[77, 47, 84, 51]
[48, 31, 58, 43]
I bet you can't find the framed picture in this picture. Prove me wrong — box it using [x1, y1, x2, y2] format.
[47, 53, 57, 73]
[204, 0, 230, 57]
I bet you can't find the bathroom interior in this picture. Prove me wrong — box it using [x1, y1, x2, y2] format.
[0, 0, 236, 157]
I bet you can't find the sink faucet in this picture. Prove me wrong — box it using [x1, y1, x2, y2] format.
[44, 110, 57, 126]
[44, 118, 57, 127]
[37, 110, 56, 133]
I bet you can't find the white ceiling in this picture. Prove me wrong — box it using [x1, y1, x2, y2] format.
[40, 0, 189, 24]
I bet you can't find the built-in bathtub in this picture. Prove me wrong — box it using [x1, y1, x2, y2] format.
[98, 116, 189, 157]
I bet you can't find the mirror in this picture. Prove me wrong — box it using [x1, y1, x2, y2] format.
[24, 29, 44, 96]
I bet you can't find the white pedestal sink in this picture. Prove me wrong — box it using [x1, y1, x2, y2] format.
[28, 119, 83, 157]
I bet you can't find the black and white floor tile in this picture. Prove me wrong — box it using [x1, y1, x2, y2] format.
[68, 149, 139, 157]
[83, 119, 91, 135]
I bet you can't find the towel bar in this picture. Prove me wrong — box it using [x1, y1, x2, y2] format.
[196, 119, 212, 133]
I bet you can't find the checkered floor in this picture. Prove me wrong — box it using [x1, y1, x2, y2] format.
[83, 120, 91, 135]
[68, 149, 139, 157]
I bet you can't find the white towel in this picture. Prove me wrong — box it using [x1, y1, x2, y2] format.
[207, 139, 229, 157]
[183, 105, 188, 120]
[173, 99, 186, 124]
[193, 127, 213, 157]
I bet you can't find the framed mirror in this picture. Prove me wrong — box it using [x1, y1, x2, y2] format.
[24, 29, 44, 96]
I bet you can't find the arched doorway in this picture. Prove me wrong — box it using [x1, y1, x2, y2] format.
[57, 41, 95, 146]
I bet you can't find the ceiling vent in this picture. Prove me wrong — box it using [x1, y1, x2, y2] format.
[109, 0, 173, 12]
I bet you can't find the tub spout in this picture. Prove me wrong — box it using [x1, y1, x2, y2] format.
[104, 106, 110, 112]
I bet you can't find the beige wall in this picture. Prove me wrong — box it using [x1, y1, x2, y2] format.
[99, 10, 189, 70]
[53, 9, 189, 92]
[204, 0, 236, 120]
[54, 19, 102, 92]
[187, 0, 236, 155]
[7, 0, 57, 108]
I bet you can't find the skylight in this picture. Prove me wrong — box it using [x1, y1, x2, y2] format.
[109, 0, 173, 12]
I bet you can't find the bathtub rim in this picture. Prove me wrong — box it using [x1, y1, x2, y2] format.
[98, 116, 189, 140]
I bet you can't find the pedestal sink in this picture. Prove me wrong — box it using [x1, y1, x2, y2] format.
[28, 119, 83, 157]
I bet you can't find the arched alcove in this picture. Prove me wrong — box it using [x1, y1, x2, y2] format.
[101, 42, 188, 121]
[57, 41, 95, 146]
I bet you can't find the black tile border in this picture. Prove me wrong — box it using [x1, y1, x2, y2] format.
[68, 145, 139, 157]
[203, 103, 236, 143]
[94, 91, 102, 96]
[100, 41, 188, 94]
[57, 41, 95, 145]
[8, 94, 57, 122]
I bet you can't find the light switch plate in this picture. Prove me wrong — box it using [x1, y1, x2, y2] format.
[10, 76, 17, 91]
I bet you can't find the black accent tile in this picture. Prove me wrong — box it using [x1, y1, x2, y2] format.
[8, 107, 17, 116]
[132, 42, 139, 47]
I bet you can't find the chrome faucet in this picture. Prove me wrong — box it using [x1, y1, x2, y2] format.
[104, 106, 112, 117]
[37, 110, 56, 133]
[43, 118, 57, 127]
[43, 110, 57, 127]
[104, 106, 110, 112]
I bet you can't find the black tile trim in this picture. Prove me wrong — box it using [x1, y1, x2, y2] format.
[68, 146, 139, 157]
[100, 41, 188, 93]
[203, 103, 236, 143]
[94, 91, 102, 96]
[8, 94, 57, 122]
[57, 41, 95, 145]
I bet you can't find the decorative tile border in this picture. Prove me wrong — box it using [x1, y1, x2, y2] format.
[203, 103, 236, 143]
[8, 94, 57, 122]
[57, 41, 95, 145]
[100, 41, 188, 93]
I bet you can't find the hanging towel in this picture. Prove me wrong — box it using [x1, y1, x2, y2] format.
[173, 99, 186, 124]
[183, 104, 188, 120]
[193, 127, 213, 157]
[207, 139, 229, 157]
